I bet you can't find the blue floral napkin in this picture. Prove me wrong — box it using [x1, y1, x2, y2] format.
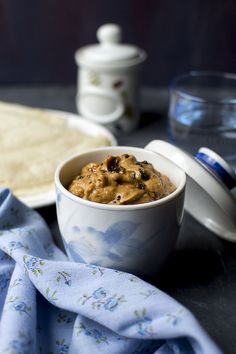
[0, 188, 222, 354]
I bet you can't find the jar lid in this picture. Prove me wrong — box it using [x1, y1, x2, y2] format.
[75, 24, 146, 69]
[145, 140, 236, 241]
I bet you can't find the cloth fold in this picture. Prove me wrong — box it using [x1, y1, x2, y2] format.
[0, 188, 222, 354]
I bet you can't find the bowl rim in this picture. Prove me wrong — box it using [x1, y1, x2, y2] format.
[55, 146, 186, 211]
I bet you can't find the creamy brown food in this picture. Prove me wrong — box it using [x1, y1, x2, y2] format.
[68, 154, 176, 205]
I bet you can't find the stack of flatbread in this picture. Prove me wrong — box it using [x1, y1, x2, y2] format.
[0, 101, 111, 198]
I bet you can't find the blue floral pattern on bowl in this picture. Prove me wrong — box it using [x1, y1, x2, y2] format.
[64, 221, 142, 266]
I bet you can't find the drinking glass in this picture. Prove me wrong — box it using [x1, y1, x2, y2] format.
[168, 71, 236, 171]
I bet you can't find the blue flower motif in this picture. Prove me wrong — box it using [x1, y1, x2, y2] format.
[76, 322, 108, 344]
[166, 309, 183, 326]
[136, 317, 152, 336]
[57, 271, 72, 286]
[104, 297, 118, 311]
[85, 264, 104, 276]
[65, 241, 85, 263]
[56, 339, 70, 353]
[85, 328, 104, 340]
[59, 344, 69, 354]
[104, 221, 139, 244]
[13, 301, 31, 316]
[68, 221, 140, 263]
[25, 257, 38, 272]
[92, 287, 107, 299]
[14, 302, 27, 312]
[57, 313, 74, 324]
[8, 241, 24, 251]
[84, 328, 92, 336]
[92, 329, 103, 340]
[8, 331, 32, 353]
[23, 256, 45, 276]
[59, 343, 69, 354]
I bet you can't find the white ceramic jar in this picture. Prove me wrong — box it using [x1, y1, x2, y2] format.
[75, 24, 146, 134]
[55, 141, 236, 276]
[55, 146, 186, 276]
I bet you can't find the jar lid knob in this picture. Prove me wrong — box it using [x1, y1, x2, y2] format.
[195, 147, 236, 189]
[97, 24, 122, 45]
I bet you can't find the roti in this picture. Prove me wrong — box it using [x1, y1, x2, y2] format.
[0, 101, 111, 198]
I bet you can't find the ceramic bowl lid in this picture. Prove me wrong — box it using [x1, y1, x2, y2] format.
[75, 24, 146, 69]
[145, 140, 236, 241]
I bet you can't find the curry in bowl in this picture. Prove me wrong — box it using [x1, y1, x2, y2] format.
[68, 154, 176, 205]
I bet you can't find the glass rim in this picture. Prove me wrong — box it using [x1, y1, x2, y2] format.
[169, 71, 236, 105]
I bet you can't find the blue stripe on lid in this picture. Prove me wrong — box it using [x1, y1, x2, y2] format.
[196, 152, 236, 190]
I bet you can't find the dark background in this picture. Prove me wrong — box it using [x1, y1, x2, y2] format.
[0, 0, 235, 86]
[0, 2, 236, 352]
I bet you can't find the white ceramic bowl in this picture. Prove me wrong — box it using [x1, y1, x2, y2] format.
[55, 146, 186, 276]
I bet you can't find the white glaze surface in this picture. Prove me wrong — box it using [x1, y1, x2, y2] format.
[55, 146, 186, 275]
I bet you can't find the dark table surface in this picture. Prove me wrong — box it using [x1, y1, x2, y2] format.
[1, 85, 236, 354]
